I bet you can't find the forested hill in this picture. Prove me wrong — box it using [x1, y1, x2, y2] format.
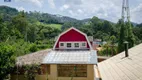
[0, 6, 111, 25]
[0, 6, 81, 24]
[0, 6, 18, 15]
[0, 6, 111, 29]
[0, 5, 142, 55]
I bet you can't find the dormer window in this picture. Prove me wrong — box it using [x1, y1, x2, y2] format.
[74, 43, 79, 48]
[60, 43, 64, 47]
[59, 42, 65, 48]
[81, 42, 86, 47]
[67, 43, 71, 48]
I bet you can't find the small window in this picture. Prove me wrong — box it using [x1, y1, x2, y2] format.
[67, 43, 71, 48]
[60, 43, 64, 47]
[82, 42, 86, 47]
[75, 43, 79, 48]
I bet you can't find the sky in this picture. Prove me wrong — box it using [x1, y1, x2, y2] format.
[0, 0, 142, 23]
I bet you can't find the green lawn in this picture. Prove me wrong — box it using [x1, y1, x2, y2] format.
[47, 24, 62, 30]
[36, 22, 62, 30]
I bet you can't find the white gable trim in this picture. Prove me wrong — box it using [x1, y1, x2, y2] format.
[53, 27, 93, 50]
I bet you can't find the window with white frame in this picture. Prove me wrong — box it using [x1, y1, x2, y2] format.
[81, 42, 87, 47]
[74, 43, 79, 48]
[67, 43, 71, 48]
[59, 42, 65, 48]
[60, 43, 64, 46]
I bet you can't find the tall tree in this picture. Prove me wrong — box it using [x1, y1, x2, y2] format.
[11, 11, 28, 41]
[27, 24, 37, 42]
[0, 15, 9, 42]
[118, 20, 135, 53]
[118, 20, 125, 53]
[109, 35, 117, 56]
[126, 21, 135, 48]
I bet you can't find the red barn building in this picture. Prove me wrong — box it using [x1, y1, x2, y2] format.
[54, 27, 92, 50]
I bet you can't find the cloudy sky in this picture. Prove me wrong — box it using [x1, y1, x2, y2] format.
[0, 0, 142, 23]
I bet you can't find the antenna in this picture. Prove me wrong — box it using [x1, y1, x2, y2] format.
[122, 0, 125, 22]
[121, 0, 130, 22]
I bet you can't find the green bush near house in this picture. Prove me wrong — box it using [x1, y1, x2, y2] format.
[0, 43, 16, 80]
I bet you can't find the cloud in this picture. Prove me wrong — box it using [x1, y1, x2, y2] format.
[31, 0, 43, 8]
[58, 0, 122, 22]
[13, 0, 142, 23]
[48, 0, 56, 9]
[15, 0, 43, 8]
[68, 10, 78, 17]
[17, 6, 25, 11]
[65, 0, 82, 5]
[131, 3, 142, 23]
[68, 10, 74, 15]
[60, 4, 70, 11]
[77, 9, 83, 14]
[80, 0, 121, 22]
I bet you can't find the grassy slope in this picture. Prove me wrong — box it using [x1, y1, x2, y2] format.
[47, 24, 62, 30]
[36, 22, 62, 30]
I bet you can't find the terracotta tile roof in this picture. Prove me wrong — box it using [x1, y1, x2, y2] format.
[16, 49, 51, 65]
[98, 43, 142, 80]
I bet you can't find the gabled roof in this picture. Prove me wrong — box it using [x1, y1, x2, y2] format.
[53, 27, 92, 50]
[98, 43, 142, 80]
[42, 50, 97, 64]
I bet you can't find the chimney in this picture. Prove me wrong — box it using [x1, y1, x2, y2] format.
[124, 41, 129, 57]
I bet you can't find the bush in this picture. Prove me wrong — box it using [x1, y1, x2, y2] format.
[29, 43, 38, 52]
[24, 64, 40, 80]
[0, 43, 16, 80]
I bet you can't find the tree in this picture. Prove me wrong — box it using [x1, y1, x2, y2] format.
[0, 15, 9, 42]
[11, 11, 28, 41]
[133, 26, 142, 44]
[102, 21, 113, 34]
[80, 24, 93, 36]
[27, 24, 37, 42]
[126, 21, 135, 48]
[90, 16, 103, 33]
[109, 35, 117, 56]
[61, 21, 83, 31]
[118, 21, 125, 53]
[118, 20, 135, 53]
[0, 43, 15, 80]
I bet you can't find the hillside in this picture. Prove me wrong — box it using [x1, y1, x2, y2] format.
[0, 6, 101, 25]
[0, 5, 18, 15]
[0, 5, 141, 43]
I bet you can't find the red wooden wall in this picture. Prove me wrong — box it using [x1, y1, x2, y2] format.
[55, 29, 90, 48]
